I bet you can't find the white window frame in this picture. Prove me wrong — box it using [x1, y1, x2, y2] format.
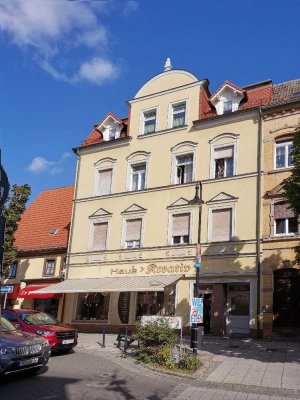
[130, 163, 146, 191]
[274, 141, 293, 170]
[93, 158, 116, 196]
[207, 205, 235, 243]
[126, 152, 150, 192]
[209, 134, 239, 179]
[88, 218, 111, 251]
[168, 211, 192, 246]
[139, 106, 159, 135]
[121, 216, 145, 249]
[170, 142, 197, 185]
[168, 99, 189, 129]
[274, 217, 299, 236]
[175, 153, 194, 185]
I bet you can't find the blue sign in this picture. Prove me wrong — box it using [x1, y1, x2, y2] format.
[1, 285, 13, 294]
[190, 297, 203, 324]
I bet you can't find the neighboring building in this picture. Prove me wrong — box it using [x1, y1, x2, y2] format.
[39, 61, 279, 336]
[3, 186, 74, 320]
[261, 79, 300, 338]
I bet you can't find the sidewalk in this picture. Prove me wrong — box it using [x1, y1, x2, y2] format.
[76, 333, 300, 397]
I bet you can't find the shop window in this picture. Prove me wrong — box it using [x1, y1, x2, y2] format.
[230, 294, 249, 316]
[136, 291, 164, 320]
[76, 292, 110, 321]
[274, 201, 298, 236]
[43, 259, 56, 276]
[34, 298, 59, 318]
[7, 261, 18, 278]
[171, 213, 190, 245]
[125, 218, 142, 248]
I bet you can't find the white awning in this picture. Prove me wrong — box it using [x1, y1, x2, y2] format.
[34, 275, 183, 294]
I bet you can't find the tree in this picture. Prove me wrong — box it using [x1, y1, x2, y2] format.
[282, 127, 300, 265]
[2, 184, 31, 275]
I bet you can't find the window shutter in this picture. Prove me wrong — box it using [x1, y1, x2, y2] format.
[214, 146, 234, 159]
[274, 202, 295, 219]
[172, 214, 190, 236]
[92, 223, 108, 250]
[212, 208, 232, 241]
[98, 169, 112, 195]
[126, 219, 142, 241]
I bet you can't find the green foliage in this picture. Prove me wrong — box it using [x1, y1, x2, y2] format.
[2, 184, 31, 274]
[282, 128, 300, 265]
[135, 321, 200, 372]
[135, 320, 177, 348]
[178, 349, 201, 371]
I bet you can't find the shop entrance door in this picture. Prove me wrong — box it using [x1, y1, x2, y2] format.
[273, 268, 300, 328]
[227, 284, 250, 335]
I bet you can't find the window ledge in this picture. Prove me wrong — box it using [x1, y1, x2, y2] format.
[137, 125, 188, 139]
[263, 235, 300, 242]
[267, 167, 294, 175]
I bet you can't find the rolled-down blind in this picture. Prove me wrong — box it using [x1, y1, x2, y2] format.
[98, 169, 112, 195]
[92, 222, 108, 250]
[214, 146, 234, 159]
[274, 202, 295, 219]
[126, 219, 142, 241]
[172, 214, 190, 236]
[212, 208, 232, 241]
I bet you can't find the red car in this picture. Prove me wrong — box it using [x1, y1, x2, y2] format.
[1, 309, 78, 353]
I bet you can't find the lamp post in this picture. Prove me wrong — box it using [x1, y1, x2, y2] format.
[189, 182, 204, 354]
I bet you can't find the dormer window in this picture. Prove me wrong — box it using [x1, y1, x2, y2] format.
[223, 100, 232, 114]
[210, 82, 244, 116]
[96, 112, 123, 142]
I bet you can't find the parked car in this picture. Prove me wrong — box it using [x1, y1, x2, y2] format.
[0, 316, 50, 376]
[1, 309, 78, 353]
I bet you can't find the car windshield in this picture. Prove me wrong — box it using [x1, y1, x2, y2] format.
[21, 312, 58, 326]
[0, 316, 17, 332]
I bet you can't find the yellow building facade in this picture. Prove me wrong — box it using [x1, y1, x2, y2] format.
[52, 64, 276, 337]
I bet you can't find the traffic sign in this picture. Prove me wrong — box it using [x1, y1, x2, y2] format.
[1, 285, 13, 294]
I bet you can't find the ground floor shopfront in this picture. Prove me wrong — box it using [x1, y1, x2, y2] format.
[36, 263, 258, 336]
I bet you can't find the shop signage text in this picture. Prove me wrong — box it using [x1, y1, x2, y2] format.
[110, 263, 191, 276]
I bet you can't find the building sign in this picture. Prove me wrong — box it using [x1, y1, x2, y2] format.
[141, 315, 182, 329]
[0, 285, 14, 294]
[190, 297, 203, 324]
[110, 263, 191, 276]
[118, 292, 131, 324]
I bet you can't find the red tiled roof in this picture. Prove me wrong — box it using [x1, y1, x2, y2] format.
[14, 186, 74, 253]
[80, 112, 128, 148]
[199, 80, 273, 119]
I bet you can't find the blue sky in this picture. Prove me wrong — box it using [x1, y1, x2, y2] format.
[1, 0, 299, 202]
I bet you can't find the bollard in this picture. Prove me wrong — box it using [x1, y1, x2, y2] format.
[102, 326, 106, 348]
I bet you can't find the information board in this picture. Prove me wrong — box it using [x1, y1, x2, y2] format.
[190, 297, 203, 324]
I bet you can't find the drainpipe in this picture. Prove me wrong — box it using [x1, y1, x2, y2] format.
[256, 108, 263, 337]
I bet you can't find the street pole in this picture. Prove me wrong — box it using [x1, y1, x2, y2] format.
[190, 182, 203, 354]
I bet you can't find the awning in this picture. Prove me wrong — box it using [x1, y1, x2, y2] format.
[34, 275, 183, 294]
[18, 285, 62, 299]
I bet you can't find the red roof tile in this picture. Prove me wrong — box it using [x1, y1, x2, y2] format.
[14, 186, 74, 253]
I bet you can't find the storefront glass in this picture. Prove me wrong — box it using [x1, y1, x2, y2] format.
[34, 298, 59, 318]
[76, 292, 110, 321]
[136, 287, 175, 320]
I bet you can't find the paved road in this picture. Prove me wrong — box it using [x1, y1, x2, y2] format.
[1, 348, 300, 400]
[0, 350, 176, 400]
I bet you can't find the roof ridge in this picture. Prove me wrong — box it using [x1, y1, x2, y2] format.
[273, 78, 300, 86]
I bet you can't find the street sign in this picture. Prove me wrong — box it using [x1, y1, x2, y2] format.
[1, 285, 13, 294]
[190, 297, 203, 324]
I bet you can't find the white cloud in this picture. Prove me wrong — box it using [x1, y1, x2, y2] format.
[123, 1, 138, 16]
[27, 153, 72, 175]
[0, 0, 119, 85]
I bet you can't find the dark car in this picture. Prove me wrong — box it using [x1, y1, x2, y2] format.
[2, 310, 78, 353]
[0, 316, 51, 376]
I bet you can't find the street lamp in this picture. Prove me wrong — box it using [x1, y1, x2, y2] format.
[189, 182, 204, 354]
